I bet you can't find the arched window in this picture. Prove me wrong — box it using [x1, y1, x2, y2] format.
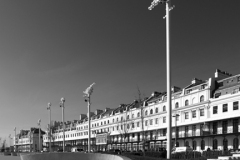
[213, 139, 218, 150]
[121, 117, 123, 121]
[193, 141, 197, 150]
[155, 108, 159, 113]
[185, 141, 189, 147]
[145, 120, 148, 126]
[200, 95, 204, 102]
[137, 112, 140, 117]
[233, 138, 239, 150]
[223, 139, 228, 151]
[185, 100, 189, 106]
[163, 106, 166, 111]
[175, 102, 179, 108]
[201, 140, 205, 150]
[150, 109, 153, 114]
[145, 110, 148, 116]
[132, 114, 134, 118]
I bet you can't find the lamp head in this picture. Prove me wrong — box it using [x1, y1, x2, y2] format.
[61, 97, 65, 103]
[48, 102, 51, 107]
[38, 119, 41, 124]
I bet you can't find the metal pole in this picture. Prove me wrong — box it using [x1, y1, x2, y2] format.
[175, 116, 177, 147]
[62, 104, 65, 152]
[49, 108, 52, 152]
[88, 96, 91, 153]
[166, 0, 172, 159]
[39, 125, 41, 152]
[14, 128, 16, 152]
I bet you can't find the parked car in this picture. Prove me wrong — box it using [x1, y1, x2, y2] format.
[57, 149, 63, 152]
[71, 147, 84, 152]
[108, 149, 121, 154]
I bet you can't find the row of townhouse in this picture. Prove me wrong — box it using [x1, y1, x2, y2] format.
[13, 128, 45, 152]
[43, 69, 240, 152]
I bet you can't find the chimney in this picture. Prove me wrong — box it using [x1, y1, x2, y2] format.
[94, 109, 103, 115]
[215, 69, 232, 80]
[191, 78, 203, 84]
[79, 114, 87, 120]
[171, 86, 181, 92]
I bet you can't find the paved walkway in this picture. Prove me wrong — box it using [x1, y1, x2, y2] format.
[0, 155, 21, 160]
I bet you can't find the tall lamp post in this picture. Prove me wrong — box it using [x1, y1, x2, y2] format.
[60, 97, 65, 152]
[47, 103, 52, 152]
[37, 119, 41, 152]
[8, 134, 11, 149]
[14, 127, 17, 152]
[83, 83, 96, 153]
[172, 114, 179, 147]
[148, 0, 173, 159]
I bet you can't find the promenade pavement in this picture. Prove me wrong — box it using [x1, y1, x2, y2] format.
[0, 155, 21, 160]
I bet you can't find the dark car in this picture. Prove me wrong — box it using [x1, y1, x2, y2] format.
[108, 149, 121, 155]
[57, 149, 63, 152]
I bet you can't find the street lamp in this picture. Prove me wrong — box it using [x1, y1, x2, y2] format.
[148, 0, 174, 159]
[60, 97, 65, 152]
[8, 134, 11, 149]
[14, 127, 17, 152]
[172, 114, 179, 147]
[37, 119, 41, 152]
[83, 83, 95, 153]
[47, 102, 52, 152]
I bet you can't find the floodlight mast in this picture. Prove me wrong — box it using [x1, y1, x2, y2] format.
[148, 0, 173, 159]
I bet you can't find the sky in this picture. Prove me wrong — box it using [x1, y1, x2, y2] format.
[0, 0, 240, 146]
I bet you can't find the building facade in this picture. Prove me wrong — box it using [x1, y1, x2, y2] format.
[43, 69, 240, 152]
[14, 128, 45, 152]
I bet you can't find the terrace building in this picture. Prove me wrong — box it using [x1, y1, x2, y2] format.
[43, 69, 240, 152]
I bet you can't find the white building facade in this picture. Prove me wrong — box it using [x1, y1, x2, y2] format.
[43, 69, 240, 152]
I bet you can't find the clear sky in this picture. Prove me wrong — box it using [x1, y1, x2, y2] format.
[0, 0, 240, 146]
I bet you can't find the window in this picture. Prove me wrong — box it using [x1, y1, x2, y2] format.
[176, 115, 179, 121]
[163, 129, 166, 136]
[137, 122, 140, 127]
[233, 138, 239, 150]
[185, 126, 189, 137]
[113, 119, 114, 123]
[192, 110, 196, 118]
[175, 102, 179, 108]
[132, 123, 135, 128]
[201, 140, 205, 150]
[233, 101, 239, 110]
[185, 141, 189, 147]
[127, 115, 129, 120]
[213, 106, 218, 114]
[137, 112, 140, 117]
[213, 122, 218, 134]
[121, 116, 123, 121]
[213, 139, 218, 150]
[145, 120, 148, 126]
[200, 109, 204, 116]
[132, 114, 134, 119]
[185, 112, 189, 119]
[163, 106, 166, 111]
[127, 124, 130, 129]
[186, 89, 192, 94]
[192, 125, 196, 136]
[215, 92, 221, 98]
[163, 117, 166, 123]
[233, 119, 239, 133]
[223, 104, 228, 112]
[150, 119, 153, 125]
[155, 118, 159, 124]
[155, 108, 159, 113]
[185, 100, 189, 106]
[150, 109, 153, 114]
[145, 110, 148, 116]
[238, 77, 240, 82]
[200, 95, 204, 102]
[222, 121, 227, 134]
